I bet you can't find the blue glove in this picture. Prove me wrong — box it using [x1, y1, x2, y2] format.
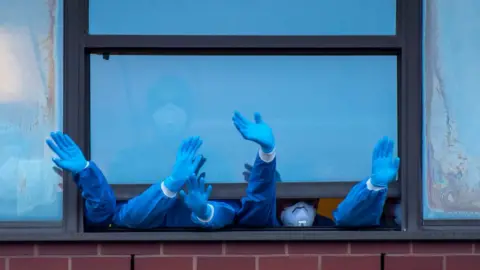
[232, 111, 275, 153]
[179, 173, 213, 220]
[164, 136, 204, 192]
[370, 136, 400, 188]
[46, 131, 88, 174]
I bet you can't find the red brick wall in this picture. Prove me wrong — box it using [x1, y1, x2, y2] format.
[0, 241, 477, 270]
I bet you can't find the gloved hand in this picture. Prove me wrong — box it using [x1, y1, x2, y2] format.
[164, 136, 204, 192]
[46, 131, 88, 174]
[371, 136, 400, 188]
[180, 173, 213, 220]
[243, 163, 282, 182]
[232, 111, 275, 153]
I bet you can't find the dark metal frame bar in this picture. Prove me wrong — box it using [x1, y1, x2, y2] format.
[86, 35, 400, 50]
[5, 0, 474, 241]
[400, 0, 423, 233]
[113, 182, 401, 201]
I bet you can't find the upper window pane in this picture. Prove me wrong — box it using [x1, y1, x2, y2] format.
[423, 0, 480, 219]
[89, 0, 396, 35]
[90, 55, 397, 184]
[0, 0, 63, 221]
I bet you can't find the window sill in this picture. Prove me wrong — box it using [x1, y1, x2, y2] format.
[2, 228, 480, 241]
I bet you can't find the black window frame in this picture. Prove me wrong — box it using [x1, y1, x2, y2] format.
[2, 0, 480, 242]
[82, 0, 404, 232]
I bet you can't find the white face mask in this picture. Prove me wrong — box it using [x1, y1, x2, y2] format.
[151, 103, 188, 133]
[281, 201, 316, 227]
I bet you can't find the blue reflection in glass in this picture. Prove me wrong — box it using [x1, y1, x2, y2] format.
[89, 0, 396, 35]
[90, 55, 397, 184]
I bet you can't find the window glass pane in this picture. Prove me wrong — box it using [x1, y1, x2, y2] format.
[89, 0, 396, 35]
[423, 0, 480, 219]
[0, 0, 63, 221]
[91, 55, 397, 184]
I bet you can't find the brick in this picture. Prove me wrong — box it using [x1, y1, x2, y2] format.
[446, 255, 480, 270]
[288, 242, 347, 254]
[38, 243, 98, 255]
[10, 258, 68, 270]
[136, 257, 192, 270]
[72, 257, 130, 270]
[322, 255, 379, 270]
[474, 242, 480, 253]
[350, 242, 410, 254]
[197, 257, 255, 270]
[226, 242, 285, 255]
[0, 244, 34, 256]
[101, 243, 160, 255]
[0, 258, 6, 270]
[386, 256, 443, 270]
[163, 242, 222, 255]
[259, 256, 318, 270]
[413, 242, 473, 254]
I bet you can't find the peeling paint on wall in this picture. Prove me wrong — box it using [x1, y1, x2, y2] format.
[0, 0, 63, 221]
[424, 0, 480, 219]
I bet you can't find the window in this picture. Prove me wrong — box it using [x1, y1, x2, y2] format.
[423, 0, 480, 223]
[8, 0, 480, 241]
[90, 55, 397, 184]
[0, 0, 63, 225]
[83, 0, 409, 237]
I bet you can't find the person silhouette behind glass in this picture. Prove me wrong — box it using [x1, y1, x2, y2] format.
[108, 76, 195, 183]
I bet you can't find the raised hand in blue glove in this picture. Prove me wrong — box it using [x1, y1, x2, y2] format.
[371, 136, 400, 188]
[232, 111, 275, 153]
[164, 136, 204, 192]
[46, 131, 88, 174]
[179, 173, 213, 220]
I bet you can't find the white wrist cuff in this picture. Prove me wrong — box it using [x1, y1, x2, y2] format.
[259, 148, 276, 163]
[161, 181, 177, 198]
[196, 204, 215, 223]
[366, 178, 386, 191]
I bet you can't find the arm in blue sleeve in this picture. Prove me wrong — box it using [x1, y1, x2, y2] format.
[112, 181, 178, 229]
[333, 178, 388, 227]
[74, 161, 116, 225]
[190, 201, 240, 229]
[236, 149, 277, 227]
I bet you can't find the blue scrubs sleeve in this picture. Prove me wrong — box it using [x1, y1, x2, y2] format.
[112, 182, 178, 229]
[333, 178, 388, 227]
[236, 149, 277, 227]
[74, 161, 116, 225]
